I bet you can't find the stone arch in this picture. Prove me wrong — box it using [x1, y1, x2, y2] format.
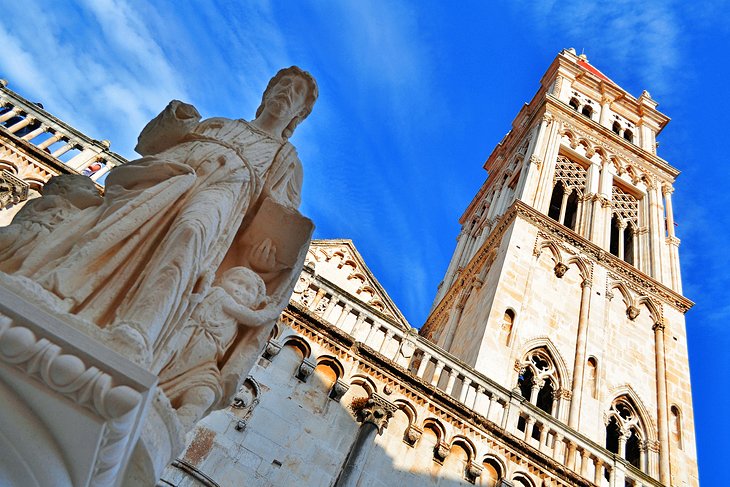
[608, 281, 635, 308]
[316, 355, 344, 380]
[565, 255, 590, 280]
[517, 336, 572, 387]
[450, 435, 477, 462]
[0, 160, 18, 173]
[393, 399, 418, 426]
[605, 384, 656, 441]
[536, 239, 563, 265]
[422, 417, 447, 444]
[281, 335, 311, 359]
[480, 454, 506, 478]
[349, 374, 377, 397]
[636, 295, 662, 323]
[512, 472, 536, 487]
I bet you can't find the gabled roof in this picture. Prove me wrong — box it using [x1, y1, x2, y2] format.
[305, 239, 410, 329]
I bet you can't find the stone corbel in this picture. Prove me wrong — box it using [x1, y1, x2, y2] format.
[433, 441, 450, 463]
[529, 154, 542, 168]
[554, 262, 568, 278]
[465, 460, 483, 483]
[329, 379, 349, 402]
[296, 357, 316, 382]
[262, 339, 282, 360]
[626, 305, 640, 321]
[403, 424, 423, 447]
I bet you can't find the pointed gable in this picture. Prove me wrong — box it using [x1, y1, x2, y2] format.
[305, 239, 410, 329]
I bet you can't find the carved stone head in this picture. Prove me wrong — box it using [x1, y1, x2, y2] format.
[256, 66, 318, 140]
[220, 266, 267, 309]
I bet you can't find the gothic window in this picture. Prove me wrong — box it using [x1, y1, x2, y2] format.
[605, 397, 647, 471]
[623, 129, 634, 143]
[581, 105, 593, 118]
[549, 155, 587, 231]
[609, 185, 640, 266]
[569, 97, 580, 110]
[516, 348, 561, 416]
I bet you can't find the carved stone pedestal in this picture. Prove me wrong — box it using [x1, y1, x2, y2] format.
[0, 280, 157, 487]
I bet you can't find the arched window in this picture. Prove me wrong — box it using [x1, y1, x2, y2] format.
[605, 397, 647, 471]
[478, 458, 503, 487]
[623, 129, 633, 143]
[587, 357, 598, 399]
[609, 185, 640, 266]
[569, 97, 580, 110]
[501, 309, 515, 345]
[581, 105, 593, 118]
[671, 405, 683, 449]
[516, 348, 561, 416]
[550, 155, 587, 230]
[612, 121, 622, 135]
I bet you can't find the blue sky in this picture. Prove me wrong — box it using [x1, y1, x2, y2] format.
[1, 1, 727, 482]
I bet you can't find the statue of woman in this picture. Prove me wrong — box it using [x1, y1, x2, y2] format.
[14, 67, 317, 369]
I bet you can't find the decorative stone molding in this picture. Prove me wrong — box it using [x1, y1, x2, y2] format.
[0, 169, 29, 209]
[329, 378, 350, 402]
[403, 424, 423, 447]
[355, 393, 397, 435]
[296, 357, 316, 382]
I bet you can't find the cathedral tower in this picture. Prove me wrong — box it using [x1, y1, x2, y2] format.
[423, 49, 697, 486]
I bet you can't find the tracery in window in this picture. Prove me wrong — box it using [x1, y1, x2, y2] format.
[605, 396, 647, 471]
[609, 185, 640, 266]
[516, 348, 561, 416]
[548, 155, 587, 231]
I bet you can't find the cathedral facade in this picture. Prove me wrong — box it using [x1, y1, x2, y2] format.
[0, 49, 698, 487]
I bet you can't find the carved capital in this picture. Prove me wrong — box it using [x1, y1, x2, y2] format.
[554, 262, 568, 278]
[581, 278, 592, 289]
[356, 393, 397, 434]
[329, 378, 349, 402]
[403, 424, 423, 447]
[626, 305, 641, 321]
[661, 184, 674, 196]
[652, 322, 665, 333]
[0, 170, 29, 209]
[542, 112, 554, 124]
[296, 357, 316, 382]
[529, 154, 542, 167]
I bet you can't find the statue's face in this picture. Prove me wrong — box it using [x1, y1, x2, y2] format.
[223, 269, 266, 308]
[262, 74, 309, 123]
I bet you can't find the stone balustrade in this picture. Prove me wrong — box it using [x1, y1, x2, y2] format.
[291, 266, 664, 487]
[0, 80, 126, 182]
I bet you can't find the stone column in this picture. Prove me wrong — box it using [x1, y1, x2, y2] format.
[568, 278, 592, 429]
[653, 322, 671, 485]
[334, 394, 397, 487]
[663, 185, 682, 292]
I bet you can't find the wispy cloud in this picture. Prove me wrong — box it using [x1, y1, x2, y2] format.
[514, 0, 682, 97]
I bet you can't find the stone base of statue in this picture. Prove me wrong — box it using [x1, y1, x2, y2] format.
[0, 278, 157, 487]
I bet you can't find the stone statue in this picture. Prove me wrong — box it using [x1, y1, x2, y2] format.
[7, 66, 317, 372]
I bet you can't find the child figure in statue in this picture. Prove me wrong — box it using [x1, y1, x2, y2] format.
[0, 174, 102, 273]
[158, 265, 281, 429]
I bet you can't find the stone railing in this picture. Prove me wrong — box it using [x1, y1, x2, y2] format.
[0, 80, 127, 182]
[289, 266, 663, 487]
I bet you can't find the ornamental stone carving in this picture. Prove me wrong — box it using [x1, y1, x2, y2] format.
[262, 338, 283, 360]
[297, 357, 316, 382]
[554, 262, 568, 278]
[627, 305, 641, 321]
[355, 394, 397, 435]
[329, 379, 350, 402]
[403, 424, 423, 447]
[434, 441, 450, 463]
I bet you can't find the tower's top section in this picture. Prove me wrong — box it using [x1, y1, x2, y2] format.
[545, 48, 669, 154]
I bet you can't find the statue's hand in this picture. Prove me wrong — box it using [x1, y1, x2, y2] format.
[248, 238, 279, 274]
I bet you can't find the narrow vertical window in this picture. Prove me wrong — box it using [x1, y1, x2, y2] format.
[569, 97, 580, 110]
[581, 105, 593, 118]
[587, 357, 598, 399]
[623, 129, 633, 143]
[548, 182, 564, 221]
[671, 405, 683, 450]
[612, 121, 621, 134]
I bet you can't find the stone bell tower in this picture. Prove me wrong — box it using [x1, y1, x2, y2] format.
[422, 49, 698, 486]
